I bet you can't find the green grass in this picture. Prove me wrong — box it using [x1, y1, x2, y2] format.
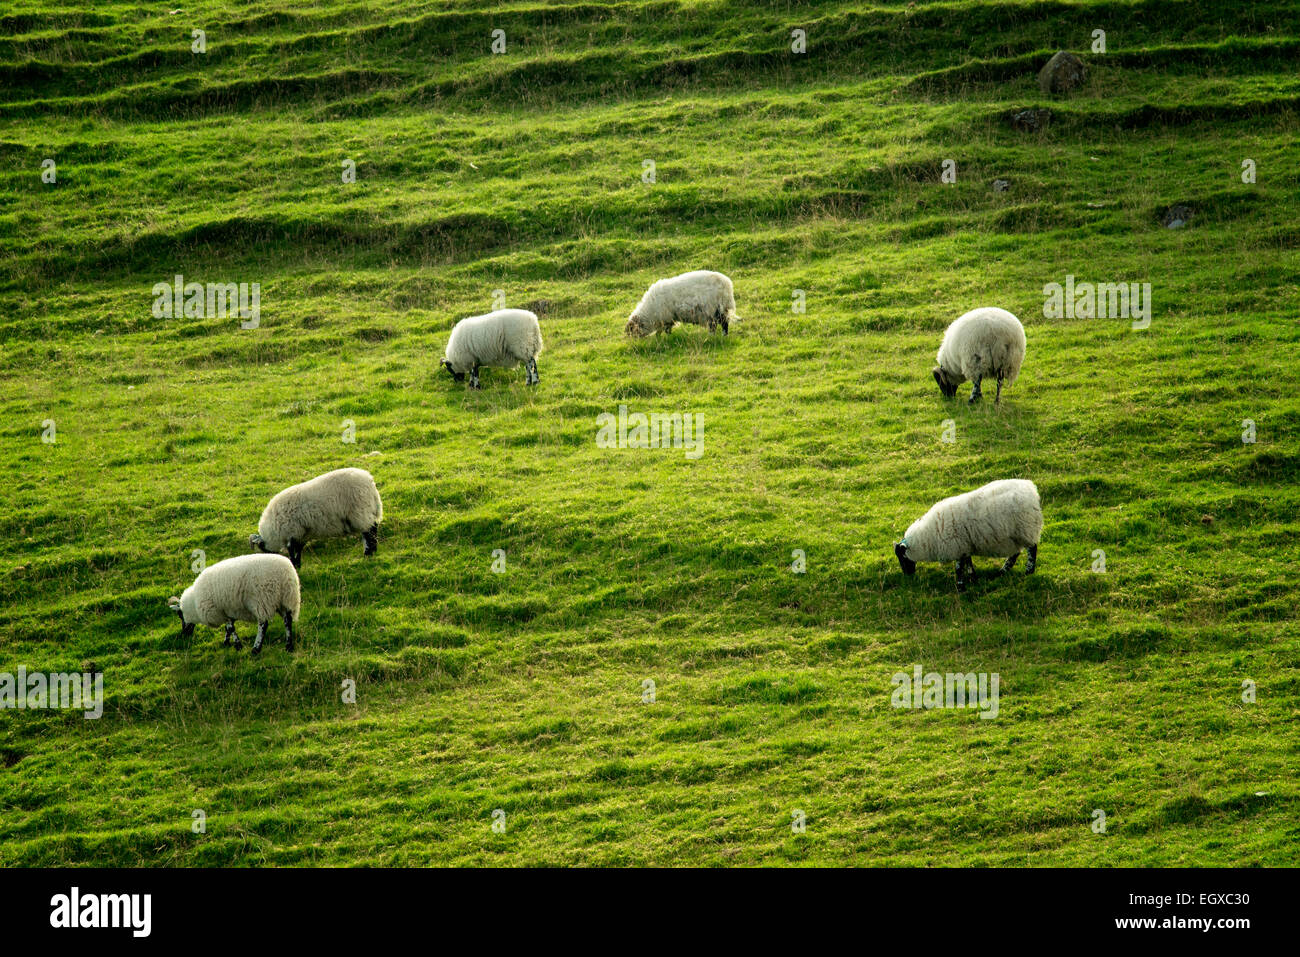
[1, 0, 1297, 866]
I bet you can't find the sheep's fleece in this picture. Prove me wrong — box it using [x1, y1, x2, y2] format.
[625, 270, 737, 336]
[254, 467, 383, 554]
[442, 308, 543, 374]
[899, 479, 1042, 563]
[171, 553, 300, 628]
[934, 306, 1026, 394]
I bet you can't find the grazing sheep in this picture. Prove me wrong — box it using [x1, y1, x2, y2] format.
[168, 553, 300, 654]
[250, 467, 383, 569]
[440, 308, 543, 389]
[894, 479, 1042, 591]
[932, 307, 1026, 404]
[625, 270, 738, 337]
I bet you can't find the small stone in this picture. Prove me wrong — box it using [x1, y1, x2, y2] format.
[1008, 108, 1052, 132]
[523, 299, 552, 315]
[992, 179, 1010, 193]
[1200, 514, 1214, 525]
[1039, 51, 1088, 95]
[1162, 204, 1194, 229]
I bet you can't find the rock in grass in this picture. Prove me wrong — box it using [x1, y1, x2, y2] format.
[1008, 108, 1052, 132]
[992, 179, 1010, 193]
[1039, 51, 1088, 95]
[1161, 204, 1194, 229]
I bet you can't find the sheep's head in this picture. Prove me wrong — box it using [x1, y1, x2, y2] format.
[624, 314, 648, 337]
[440, 357, 465, 382]
[168, 595, 196, 640]
[249, 532, 267, 553]
[932, 366, 958, 398]
[895, 541, 917, 576]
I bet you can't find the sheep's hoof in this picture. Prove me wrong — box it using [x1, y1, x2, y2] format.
[250, 644, 262, 656]
[285, 642, 294, 653]
[233, 639, 243, 651]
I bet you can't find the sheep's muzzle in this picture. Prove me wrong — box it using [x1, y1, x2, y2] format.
[933, 367, 958, 398]
[895, 542, 916, 575]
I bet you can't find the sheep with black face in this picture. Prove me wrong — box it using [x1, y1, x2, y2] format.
[440, 308, 543, 389]
[895, 479, 1042, 592]
[250, 467, 383, 569]
[169, 553, 300, 654]
[625, 270, 738, 337]
[932, 307, 1026, 404]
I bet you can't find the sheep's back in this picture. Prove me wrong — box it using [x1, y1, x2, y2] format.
[907, 479, 1041, 561]
[639, 271, 734, 325]
[266, 468, 381, 541]
[448, 309, 541, 368]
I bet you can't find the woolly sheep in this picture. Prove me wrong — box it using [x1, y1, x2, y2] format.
[625, 270, 738, 337]
[250, 467, 383, 569]
[440, 308, 543, 389]
[894, 479, 1042, 591]
[168, 553, 300, 654]
[932, 306, 1026, 404]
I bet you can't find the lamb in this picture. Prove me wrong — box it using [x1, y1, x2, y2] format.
[440, 308, 543, 389]
[250, 467, 383, 569]
[168, 553, 300, 654]
[894, 479, 1042, 591]
[932, 306, 1026, 404]
[625, 270, 738, 337]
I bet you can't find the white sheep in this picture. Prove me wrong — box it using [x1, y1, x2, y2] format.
[250, 467, 383, 569]
[933, 306, 1026, 404]
[440, 308, 543, 389]
[168, 553, 301, 654]
[894, 479, 1042, 591]
[625, 270, 738, 337]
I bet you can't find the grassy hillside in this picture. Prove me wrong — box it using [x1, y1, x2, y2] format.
[1, 0, 1297, 865]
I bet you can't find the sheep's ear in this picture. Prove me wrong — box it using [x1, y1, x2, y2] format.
[167, 596, 182, 611]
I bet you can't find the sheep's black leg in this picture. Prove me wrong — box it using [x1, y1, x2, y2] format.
[469, 363, 480, 390]
[223, 621, 236, 647]
[252, 620, 267, 655]
[955, 558, 969, 592]
[999, 552, 1020, 576]
[968, 376, 983, 404]
[288, 539, 303, 569]
[363, 524, 378, 557]
[1026, 544, 1038, 574]
[722, 316, 729, 335]
[282, 611, 294, 652]
[995, 371, 1004, 405]
[525, 357, 539, 386]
